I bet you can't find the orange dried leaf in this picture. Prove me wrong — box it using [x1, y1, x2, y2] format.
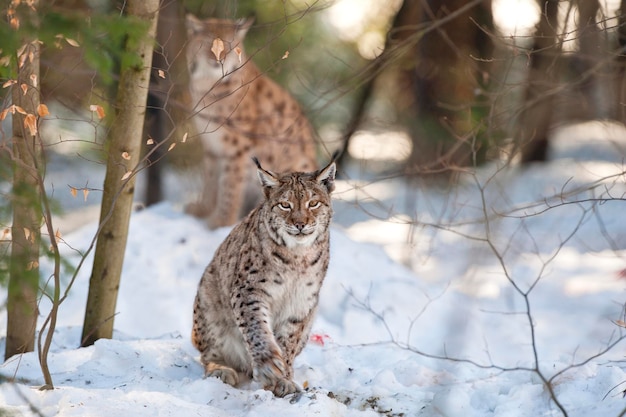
[615, 320, 626, 328]
[2, 79, 16, 88]
[24, 113, 37, 136]
[30, 73, 37, 87]
[281, 51, 289, 60]
[181, 132, 188, 143]
[37, 103, 49, 117]
[55, 228, 62, 243]
[89, 104, 105, 119]
[121, 171, 132, 181]
[20, 83, 28, 95]
[167, 142, 176, 152]
[14, 105, 26, 115]
[211, 38, 225, 61]
[10, 17, 19, 30]
[121, 151, 131, 160]
[23, 227, 31, 242]
[65, 37, 79, 47]
[0, 108, 8, 121]
[70, 187, 77, 198]
[26, 260, 38, 271]
[235, 47, 242, 63]
[146, 138, 154, 145]
[157, 69, 166, 79]
[82, 189, 89, 202]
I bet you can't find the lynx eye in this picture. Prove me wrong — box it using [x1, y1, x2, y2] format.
[278, 201, 292, 211]
[308, 200, 321, 209]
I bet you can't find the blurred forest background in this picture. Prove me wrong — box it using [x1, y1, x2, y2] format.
[4, 0, 626, 183]
[2, 0, 626, 364]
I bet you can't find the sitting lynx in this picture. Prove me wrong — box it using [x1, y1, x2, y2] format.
[191, 157, 336, 397]
[185, 15, 318, 228]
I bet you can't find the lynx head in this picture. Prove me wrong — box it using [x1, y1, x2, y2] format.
[254, 157, 336, 248]
[185, 15, 253, 82]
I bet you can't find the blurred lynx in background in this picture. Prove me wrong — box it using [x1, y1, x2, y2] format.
[185, 15, 318, 229]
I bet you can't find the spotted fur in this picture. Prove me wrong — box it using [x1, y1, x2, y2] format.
[191, 157, 335, 397]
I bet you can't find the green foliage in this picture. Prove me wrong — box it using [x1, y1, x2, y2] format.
[0, 6, 150, 86]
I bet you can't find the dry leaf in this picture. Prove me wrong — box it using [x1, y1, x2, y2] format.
[89, 104, 105, 119]
[83, 188, 89, 202]
[235, 47, 242, 63]
[23, 227, 31, 241]
[26, 260, 39, 271]
[121, 171, 132, 181]
[65, 37, 79, 47]
[211, 38, 225, 61]
[30, 73, 37, 87]
[37, 103, 49, 117]
[146, 138, 154, 145]
[157, 69, 165, 79]
[70, 187, 77, 197]
[0, 108, 8, 121]
[615, 320, 626, 328]
[10, 17, 19, 30]
[2, 79, 16, 88]
[281, 51, 289, 60]
[24, 113, 37, 136]
[55, 229, 62, 243]
[20, 83, 28, 95]
[167, 142, 176, 152]
[1, 228, 10, 240]
[121, 151, 131, 160]
[181, 132, 188, 143]
[14, 105, 26, 114]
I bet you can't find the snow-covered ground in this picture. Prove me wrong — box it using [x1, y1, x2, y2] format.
[2, 120, 626, 416]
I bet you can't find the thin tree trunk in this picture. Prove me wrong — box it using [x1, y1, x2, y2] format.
[5, 3, 42, 361]
[81, 0, 160, 346]
[518, 0, 559, 163]
[145, 0, 189, 206]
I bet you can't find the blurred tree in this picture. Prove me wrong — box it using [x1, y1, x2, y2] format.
[81, 0, 160, 346]
[517, 0, 560, 163]
[5, 0, 43, 361]
[144, 0, 191, 205]
[406, 0, 494, 173]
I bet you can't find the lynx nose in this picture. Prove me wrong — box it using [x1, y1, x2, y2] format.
[294, 221, 305, 232]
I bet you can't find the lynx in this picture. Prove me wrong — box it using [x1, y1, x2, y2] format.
[191, 157, 336, 397]
[185, 15, 318, 229]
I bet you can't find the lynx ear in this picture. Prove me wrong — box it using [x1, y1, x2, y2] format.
[316, 160, 336, 194]
[235, 17, 254, 40]
[185, 14, 203, 35]
[253, 157, 279, 195]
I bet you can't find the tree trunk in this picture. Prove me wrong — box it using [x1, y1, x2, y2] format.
[145, 0, 189, 206]
[518, 0, 559, 163]
[81, 0, 160, 347]
[619, 0, 626, 122]
[6, 3, 42, 360]
[400, 0, 494, 174]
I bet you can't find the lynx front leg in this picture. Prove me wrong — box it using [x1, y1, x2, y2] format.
[186, 152, 219, 218]
[233, 290, 300, 397]
[207, 154, 247, 228]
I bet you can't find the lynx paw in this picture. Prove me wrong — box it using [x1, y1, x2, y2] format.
[270, 377, 300, 398]
[253, 355, 299, 397]
[205, 363, 239, 387]
[185, 202, 210, 218]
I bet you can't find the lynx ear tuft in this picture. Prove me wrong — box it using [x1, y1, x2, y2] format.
[316, 161, 336, 194]
[235, 17, 254, 40]
[253, 157, 279, 193]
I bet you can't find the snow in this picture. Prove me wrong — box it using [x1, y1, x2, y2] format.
[2, 120, 626, 416]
